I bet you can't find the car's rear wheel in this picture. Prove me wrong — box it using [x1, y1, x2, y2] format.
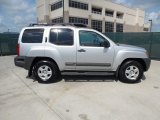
[118, 60, 144, 83]
[34, 60, 59, 83]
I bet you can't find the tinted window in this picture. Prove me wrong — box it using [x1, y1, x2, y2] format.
[116, 23, 123, 32]
[69, 0, 88, 10]
[105, 22, 114, 32]
[50, 29, 73, 46]
[51, 0, 62, 11]
[22, 29, 44, 43]
[91, 20, 102, 32]
[69, 17, 88, 25]
[79, 31, 106, 47]
[52, 17, 63, 24]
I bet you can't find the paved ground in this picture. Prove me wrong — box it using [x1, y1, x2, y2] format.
[0, 56, 160, 120]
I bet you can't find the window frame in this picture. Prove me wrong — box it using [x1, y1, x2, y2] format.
[79, 30, 110, 47]
[49, 28, 74, 46]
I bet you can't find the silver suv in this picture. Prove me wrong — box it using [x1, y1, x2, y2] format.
[14, 24, 151, 83]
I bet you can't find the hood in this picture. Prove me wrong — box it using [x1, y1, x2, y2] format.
[116, 44, 146, 52]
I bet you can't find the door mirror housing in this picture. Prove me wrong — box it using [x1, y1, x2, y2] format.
[103, 41, 110, 48]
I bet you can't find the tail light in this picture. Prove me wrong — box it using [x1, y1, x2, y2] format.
[17, 44, 20, 56]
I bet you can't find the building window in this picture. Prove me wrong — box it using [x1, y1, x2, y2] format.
[105, 9, 114, 17]
[116, 23, 123, 32]
[69, 0, 88, 10]
[52, 17, 63, 24]
[105, 22, 114, 32]
[69, 17, 88, 25]
[92, 7, 102, 15]
[50, 28, 74, 46]
[116, 12, 124, 19]
[92, 20, 102, 32]
[144, 28, 149, 32]
[51, 0, 62, 11]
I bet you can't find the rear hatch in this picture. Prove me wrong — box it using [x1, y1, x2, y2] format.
[19, 28, 45, 56]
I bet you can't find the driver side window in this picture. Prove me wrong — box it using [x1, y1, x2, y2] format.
[79, 30, 106, 47]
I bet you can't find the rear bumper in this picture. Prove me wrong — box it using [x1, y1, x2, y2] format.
[14, 56, 25, 68]
[143, 58, 151, 71]
[14, 56, 34, 70]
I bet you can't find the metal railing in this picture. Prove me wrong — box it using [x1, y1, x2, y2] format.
[0, 33, 19, 56]
[0, 32, 160, 59]
[104, 32, 160, 59]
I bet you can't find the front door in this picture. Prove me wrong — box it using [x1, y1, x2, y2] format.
[76, 30, 114, 71]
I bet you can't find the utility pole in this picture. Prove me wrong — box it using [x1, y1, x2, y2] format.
[149, 19, 152, 32]
[63, 0, 65, 23]
[148, 19, 153, 57]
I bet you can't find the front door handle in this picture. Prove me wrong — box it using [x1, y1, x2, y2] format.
[78, 49, 86, 52]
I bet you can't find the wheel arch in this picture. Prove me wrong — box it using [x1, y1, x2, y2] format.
[115, 58, 147, 79]
[119, 58, 147, 71]
[28, 57, 60, 76]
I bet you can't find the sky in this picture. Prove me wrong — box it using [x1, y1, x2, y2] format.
[0, 0, 160, 33]
[113, 0, 160, 32]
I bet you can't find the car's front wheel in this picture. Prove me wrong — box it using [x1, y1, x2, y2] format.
[34, 60, 59, 83]
[119, 60, 144, 83]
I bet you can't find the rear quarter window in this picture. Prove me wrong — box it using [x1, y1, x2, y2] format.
[49, 28, 73, 46]
[22, 29, 44, 43]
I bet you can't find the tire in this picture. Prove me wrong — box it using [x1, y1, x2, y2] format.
[34, 60, 60, 83]
[118, 60, 144, 83]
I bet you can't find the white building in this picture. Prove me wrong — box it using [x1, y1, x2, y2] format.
[36, 0, 149, 32]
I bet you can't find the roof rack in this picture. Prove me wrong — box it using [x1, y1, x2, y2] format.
[29, 23, 88, 28]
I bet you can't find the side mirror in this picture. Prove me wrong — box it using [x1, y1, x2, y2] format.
[103, 41, 110, 48]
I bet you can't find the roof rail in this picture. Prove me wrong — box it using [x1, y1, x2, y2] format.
[28, 23, 55, 27]
[29, 23, 88, 28]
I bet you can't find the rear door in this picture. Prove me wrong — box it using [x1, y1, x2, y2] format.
[45, 28, 77, 70]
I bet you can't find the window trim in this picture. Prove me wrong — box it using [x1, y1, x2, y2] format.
[49, 28, 74, 46]
[79, 30, 110, 47]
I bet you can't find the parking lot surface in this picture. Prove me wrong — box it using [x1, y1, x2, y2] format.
[0, 56, 160, 120]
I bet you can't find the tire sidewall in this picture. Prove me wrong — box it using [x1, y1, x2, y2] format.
[34, 61, 58, 83]
[119, 61, 143, 83]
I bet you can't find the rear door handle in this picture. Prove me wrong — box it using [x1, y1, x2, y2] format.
[78, 49, 86, 52]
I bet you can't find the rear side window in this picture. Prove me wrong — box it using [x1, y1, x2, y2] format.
[50, 28, 73, 46]
[22, 29, 44, 43]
